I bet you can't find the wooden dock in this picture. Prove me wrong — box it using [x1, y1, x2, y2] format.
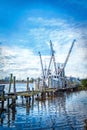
[0, 85, 78, 104]
[0, 74, 78, 115]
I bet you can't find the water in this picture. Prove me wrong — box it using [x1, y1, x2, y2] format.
[0, 83, 87, 130]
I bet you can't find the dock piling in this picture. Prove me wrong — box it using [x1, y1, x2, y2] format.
[26, 77, 29, 91]
[8, 73, 13, 93]
[13, 76, 16, 96]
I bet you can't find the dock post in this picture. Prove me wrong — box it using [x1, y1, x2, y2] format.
[7, 76, 16, 110]
[13, 76, 16, 96]
[47, 92, 49, 97]
[1, 89, 5, 110]
[32, 87, 34, 103]
[26, 77, 29, 91]
[13, 76, 17, 105]
[26, 77, 30, 103]
[7, 98, 9, 107]
[8, 73, 13, 93]
[32, 87, 34, 97]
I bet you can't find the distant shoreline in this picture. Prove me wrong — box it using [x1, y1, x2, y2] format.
[0, 81, 28, 84]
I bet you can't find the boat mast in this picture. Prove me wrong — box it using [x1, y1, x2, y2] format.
[38, 51, 45, 86]
[47, 40, 57, 76]
[59, 39, 76, 75]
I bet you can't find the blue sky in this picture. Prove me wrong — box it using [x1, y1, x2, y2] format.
[0, 0, 87, 79]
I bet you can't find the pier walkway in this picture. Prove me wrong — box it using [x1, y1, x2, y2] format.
[0, 85, 78, 105]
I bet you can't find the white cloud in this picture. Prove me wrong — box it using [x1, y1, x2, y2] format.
[0, 46, 41, 79]
[0, 17, 87, 79]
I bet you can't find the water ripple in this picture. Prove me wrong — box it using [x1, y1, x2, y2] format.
[0, 87, 87, 129]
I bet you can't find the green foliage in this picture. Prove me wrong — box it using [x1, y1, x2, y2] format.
[81, 78, 87, 87]
[78, 78, 87, 90]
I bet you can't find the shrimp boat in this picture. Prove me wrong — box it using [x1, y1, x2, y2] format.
[34, 39, 81, 90]
[48, 73, 81, 89]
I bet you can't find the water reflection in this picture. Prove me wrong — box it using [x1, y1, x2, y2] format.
[0, 90, 87, 129]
